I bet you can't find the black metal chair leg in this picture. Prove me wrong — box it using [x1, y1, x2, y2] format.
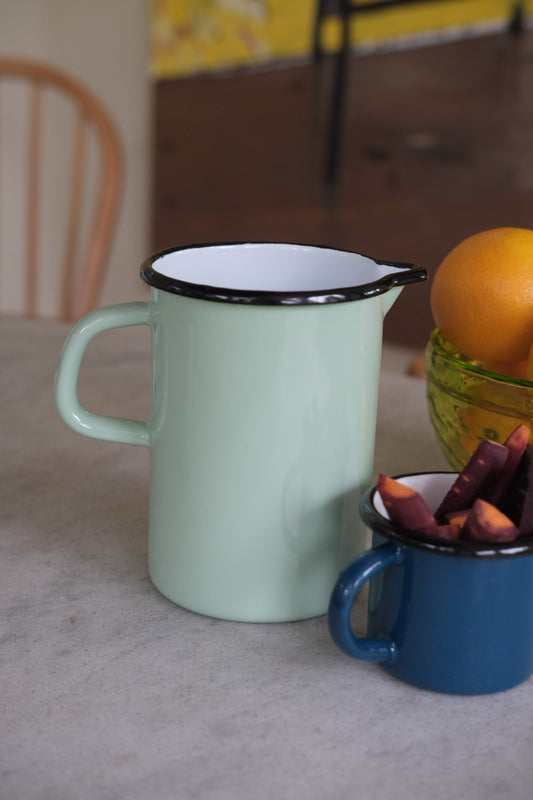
[508, 1, 525, 35]
[325, 4, 351, 183]
[313, 0, 328, 62]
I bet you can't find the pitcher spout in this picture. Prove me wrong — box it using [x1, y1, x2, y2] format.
[368, 257, 426, 313]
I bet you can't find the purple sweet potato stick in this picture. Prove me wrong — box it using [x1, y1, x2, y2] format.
[377, 474, 436, 531]
[418, 522, 462, 541]
[518, 445, 533, 537]
[435, 439, 508, 522]
[445, 509, 469, 528]
[483, 425, 530, 506]
[501, 446, 531, 527]
[463, 498, 518, 543]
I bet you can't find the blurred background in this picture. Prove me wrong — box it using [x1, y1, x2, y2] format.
[2, 0, 533, 346]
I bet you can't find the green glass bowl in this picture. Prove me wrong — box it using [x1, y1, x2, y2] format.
[425, 329, 533, 470]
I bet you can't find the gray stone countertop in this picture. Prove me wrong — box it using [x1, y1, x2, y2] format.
[2, 317, 532, 800]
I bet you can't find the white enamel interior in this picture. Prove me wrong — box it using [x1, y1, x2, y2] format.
[153, 243, 402, 292]
[374, 473, 457, 519]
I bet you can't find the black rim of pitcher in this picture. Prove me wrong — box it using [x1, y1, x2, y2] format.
[140, 242, 427, 306]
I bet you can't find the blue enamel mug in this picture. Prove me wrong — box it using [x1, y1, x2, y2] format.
[328, 472, 533, 694]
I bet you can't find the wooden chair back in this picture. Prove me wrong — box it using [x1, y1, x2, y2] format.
[0, 57, 122, 319]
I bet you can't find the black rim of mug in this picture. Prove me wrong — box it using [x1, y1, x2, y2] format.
[360, 472, 533, 559]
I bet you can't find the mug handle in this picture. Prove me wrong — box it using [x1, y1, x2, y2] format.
[328, 542, 404, 662]
[54, 302, 151, 447]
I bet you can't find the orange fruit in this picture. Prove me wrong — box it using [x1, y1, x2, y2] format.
[430, 227, 533, 364]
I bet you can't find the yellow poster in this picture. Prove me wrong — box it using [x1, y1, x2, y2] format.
[151, 0, 314, 78]
[151, 0, 531, 80]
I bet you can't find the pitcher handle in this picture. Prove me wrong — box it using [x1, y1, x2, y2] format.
[328, 542, 404, 662]
[54, 302, 151, 447]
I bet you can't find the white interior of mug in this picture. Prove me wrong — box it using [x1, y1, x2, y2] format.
[374, 473, 457, 518]
[153, 243, 398, 292]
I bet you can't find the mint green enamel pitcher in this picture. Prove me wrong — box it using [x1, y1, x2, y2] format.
[55, 243, 426, 622]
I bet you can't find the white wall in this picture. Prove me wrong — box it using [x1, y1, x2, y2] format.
[0, 0, 151, 312]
